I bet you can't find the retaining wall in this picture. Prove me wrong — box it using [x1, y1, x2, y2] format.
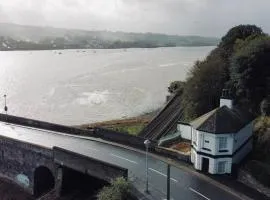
[0, 114, 93, 136]
[155, 147, 191, 163]
[94, 127, 157, 150]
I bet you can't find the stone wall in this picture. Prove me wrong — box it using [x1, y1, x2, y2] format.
[94, 127, 156, 150]
[155, 146, 191, 163]
[0, 135, 54, 195]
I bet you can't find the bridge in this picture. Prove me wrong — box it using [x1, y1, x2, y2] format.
[0, 114, 253, 200]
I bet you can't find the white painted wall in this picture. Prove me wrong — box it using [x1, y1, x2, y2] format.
[178, 124, 192, 140]
[193, 131, 234, 156]
[213, 157, 232, 174]
[191, 128, 197, 146]
[233, 122, 253, 152]
[220, 98, 233, 109]
[191, 149, 196, 164]
[193, 151, 232, 174]
[191, 121, 253, 174]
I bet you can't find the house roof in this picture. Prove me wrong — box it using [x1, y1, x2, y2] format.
[190, 106, 254, 134]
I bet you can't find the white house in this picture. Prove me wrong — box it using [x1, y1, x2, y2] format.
[177, 91, 254, 174]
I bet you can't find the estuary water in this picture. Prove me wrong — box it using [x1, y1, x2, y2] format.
[0, 47, 214, 125]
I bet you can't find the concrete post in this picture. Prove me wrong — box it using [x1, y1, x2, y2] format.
[55, 167, 63, 197]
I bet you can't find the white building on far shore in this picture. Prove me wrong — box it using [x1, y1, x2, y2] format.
[177, 90, 254, 174]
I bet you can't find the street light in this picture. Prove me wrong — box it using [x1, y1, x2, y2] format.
[3, 94, 8, 121]
[144, 139, 151, 193]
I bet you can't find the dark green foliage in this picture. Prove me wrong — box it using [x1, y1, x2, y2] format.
[230, 36, 270, 113]
[261, 96, 270, 116]
[220, 24, 263, 58]
[97, 177, 134, 200]
[168, 81, 185, 95]
[175, 24, 268, 121]
[253, 117, 270, 161]
[181, 48, 228, 120]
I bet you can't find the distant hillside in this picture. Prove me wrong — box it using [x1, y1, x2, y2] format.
[0, 23, 219, 50]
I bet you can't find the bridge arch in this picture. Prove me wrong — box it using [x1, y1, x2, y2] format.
[34, 166, 55, 197]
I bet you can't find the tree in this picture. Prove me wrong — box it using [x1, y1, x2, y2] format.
[230, 36, 270, 113]
[219, 24, 264, 58]
[97, 177, 133, 200]
[181, 48, 228, 120]
[168, 81, 185, 95]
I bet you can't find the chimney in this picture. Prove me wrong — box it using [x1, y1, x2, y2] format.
[220, 89, 233, 109]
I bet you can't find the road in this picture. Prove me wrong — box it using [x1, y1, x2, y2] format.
[0, 122, 241, 200]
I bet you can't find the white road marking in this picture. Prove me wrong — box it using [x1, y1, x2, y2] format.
[189, 187, 211, 200]
[148, 168, 178, 183]
[110, 153, 138, 164]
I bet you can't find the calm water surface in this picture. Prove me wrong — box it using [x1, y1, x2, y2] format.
[0, 47, 214, 125]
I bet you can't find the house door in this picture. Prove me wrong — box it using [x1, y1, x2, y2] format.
[202, 157, 209, 173]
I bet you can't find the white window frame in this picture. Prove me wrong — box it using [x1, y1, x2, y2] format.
[219, 137, 228, 150]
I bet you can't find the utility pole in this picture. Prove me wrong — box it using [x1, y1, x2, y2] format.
[167, 164, 171, 200]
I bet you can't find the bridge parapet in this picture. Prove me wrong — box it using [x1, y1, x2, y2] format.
[53, 147, 128, 182]
[0, 135, 54, 195]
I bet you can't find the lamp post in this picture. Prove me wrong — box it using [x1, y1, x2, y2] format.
[144, 139, 151, 193]
[3, 94, 8, 121]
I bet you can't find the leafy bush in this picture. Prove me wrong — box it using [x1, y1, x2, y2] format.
[253, 117, 270, 162]
[97, 177, 133, 200]
[261, 96, 270, 116]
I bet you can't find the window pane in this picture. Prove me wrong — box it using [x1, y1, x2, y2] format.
[219, 137, 227, 150]
[218, 161, 226, 173]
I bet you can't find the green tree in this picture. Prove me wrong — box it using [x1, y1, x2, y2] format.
[97, 177, 132, 200]
[168, 81, 185, 95]
[181, 48, 228, 120]
[179, 25, 266, 121]
[230, 36, 270, 113]
[219, 24, 263, 58]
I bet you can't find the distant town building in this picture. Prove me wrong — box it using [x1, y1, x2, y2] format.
[178, 90, 254, 174]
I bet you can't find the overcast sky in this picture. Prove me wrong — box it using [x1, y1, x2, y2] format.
[0, 0, 269, 37]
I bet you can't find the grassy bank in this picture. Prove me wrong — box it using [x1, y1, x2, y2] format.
[80, 117, 150, 136]
[79, 110, 159, 136]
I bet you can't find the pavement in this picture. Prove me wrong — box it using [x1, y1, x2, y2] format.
[0, 122, 268, 200]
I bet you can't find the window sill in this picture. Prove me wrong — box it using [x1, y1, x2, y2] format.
[202, 148, 211, 151]
[219, 150, 229, 153]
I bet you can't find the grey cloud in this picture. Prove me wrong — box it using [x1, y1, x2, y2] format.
[0, 0, 269, 36]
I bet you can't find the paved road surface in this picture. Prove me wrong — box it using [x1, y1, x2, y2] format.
[0, 122, 241, 200]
